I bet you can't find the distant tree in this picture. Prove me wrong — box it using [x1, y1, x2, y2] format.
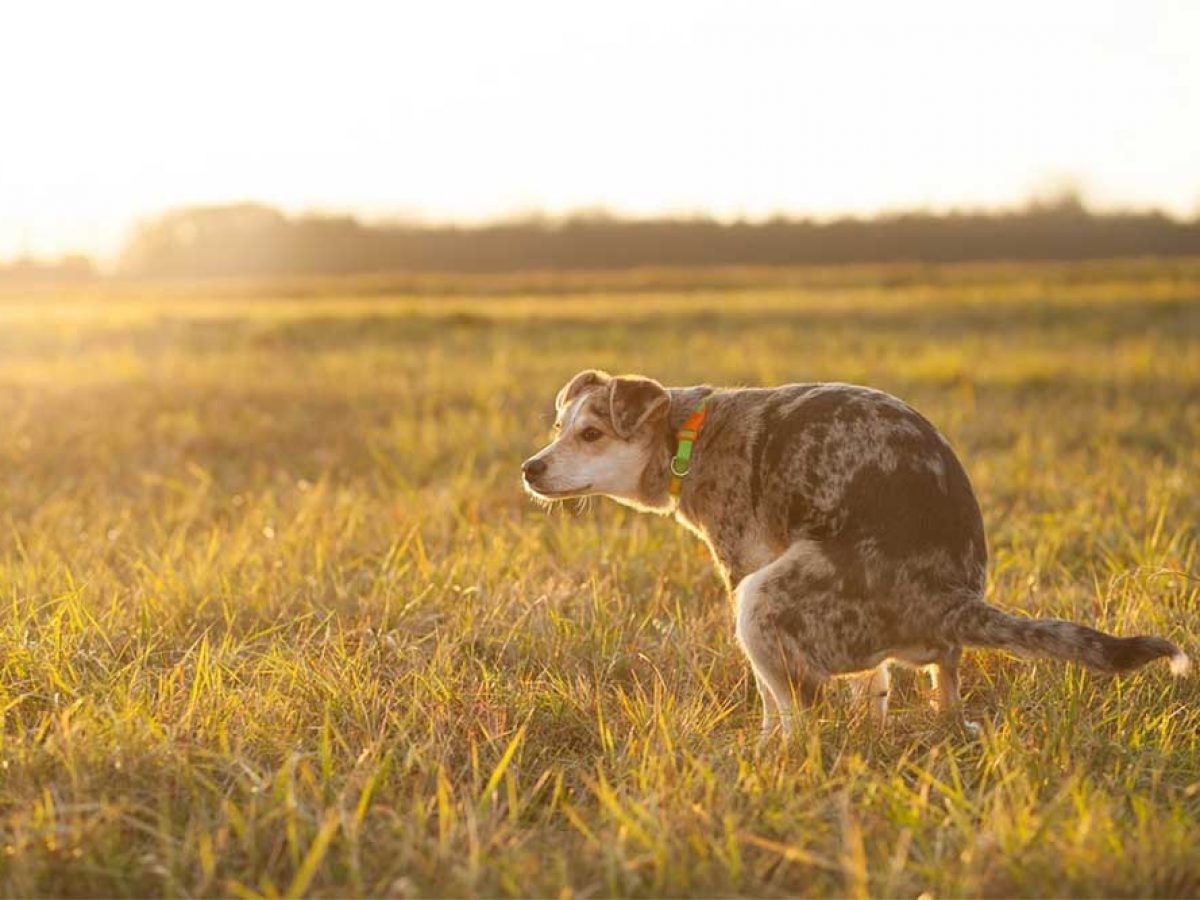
[0, 254, 96, 284]
[120, 204, 289, 277]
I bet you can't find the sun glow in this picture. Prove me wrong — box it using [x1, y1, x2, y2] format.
[2, 0, 1198, 260]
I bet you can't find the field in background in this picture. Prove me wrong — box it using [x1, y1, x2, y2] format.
[1, 262, 1198, 897]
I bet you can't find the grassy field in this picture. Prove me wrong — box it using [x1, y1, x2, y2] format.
[1, 261, 1199, 897]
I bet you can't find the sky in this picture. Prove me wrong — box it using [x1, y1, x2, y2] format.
[2, 0, 1198, 261]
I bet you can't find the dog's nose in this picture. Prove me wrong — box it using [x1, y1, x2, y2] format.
[522, 457, 548, 480]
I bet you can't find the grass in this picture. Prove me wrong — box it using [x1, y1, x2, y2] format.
[1, 260, 1198, 897]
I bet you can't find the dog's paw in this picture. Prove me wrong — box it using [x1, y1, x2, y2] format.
[755, 727, 780, 751]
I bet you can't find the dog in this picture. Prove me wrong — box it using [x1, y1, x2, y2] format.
[522, 370, 1190, 737]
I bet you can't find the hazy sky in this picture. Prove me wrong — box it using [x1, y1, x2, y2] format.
[2, 0, 1198, 260]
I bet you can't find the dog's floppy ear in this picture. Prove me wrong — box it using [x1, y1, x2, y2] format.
[609, 376, 669, 438]
[556, 369, 611, 410]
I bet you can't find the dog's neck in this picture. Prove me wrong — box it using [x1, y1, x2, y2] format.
[666, 386, 714, 434]
[634, 385, 715, 512]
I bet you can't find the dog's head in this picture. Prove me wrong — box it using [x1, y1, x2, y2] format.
[522, 369, 669, 505]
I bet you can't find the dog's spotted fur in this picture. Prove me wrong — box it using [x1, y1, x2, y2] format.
[523, 370, 1190, 737]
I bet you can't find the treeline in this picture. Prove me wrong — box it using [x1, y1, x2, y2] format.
[7, 196, 1200, 283]
[117, 197, 1200, 278]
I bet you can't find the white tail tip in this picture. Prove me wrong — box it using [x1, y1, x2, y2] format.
[1169, 651, 1191, 677]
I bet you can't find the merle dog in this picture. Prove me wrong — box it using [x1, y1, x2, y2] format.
[523, 370, 1189, 737]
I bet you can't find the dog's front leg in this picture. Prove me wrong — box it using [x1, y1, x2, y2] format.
[734, 550, 830, 741]
[753, 672, 780, 740]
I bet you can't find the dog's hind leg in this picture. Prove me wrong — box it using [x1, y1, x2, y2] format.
[928, 645, 979, 733]
[853, 664, 891, 727]
[929, 645, 961, 712]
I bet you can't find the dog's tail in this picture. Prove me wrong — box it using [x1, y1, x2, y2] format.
[946, 603, 1190, 676]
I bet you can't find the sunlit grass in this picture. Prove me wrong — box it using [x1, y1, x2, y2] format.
[1, 261, 1198, 896]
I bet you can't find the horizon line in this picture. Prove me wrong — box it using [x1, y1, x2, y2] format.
[7, 189, 1200, 268]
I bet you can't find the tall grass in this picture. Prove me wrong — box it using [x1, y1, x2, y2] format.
[1, 262, 1198, 896]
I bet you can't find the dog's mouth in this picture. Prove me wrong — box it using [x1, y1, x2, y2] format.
[524, 481, 593, 500]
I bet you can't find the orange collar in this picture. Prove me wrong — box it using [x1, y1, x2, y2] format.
[668, 397, 710, 497]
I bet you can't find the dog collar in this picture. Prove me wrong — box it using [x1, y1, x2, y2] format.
[668, 396, 710, 498]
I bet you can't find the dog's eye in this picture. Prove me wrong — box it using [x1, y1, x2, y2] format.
[581, 427, 603, 442]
